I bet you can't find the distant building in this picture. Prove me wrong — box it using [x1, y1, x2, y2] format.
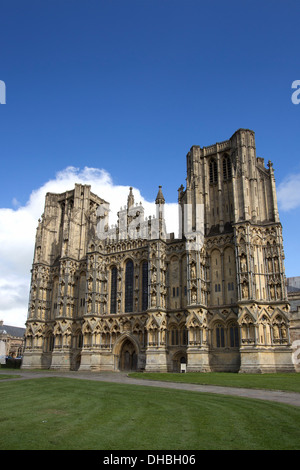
[22, 129, 299, 373]
[287, 278, 300, 366]
[287, 277, 300, 326]
[0, 321, 25, 364]
[287, 277, 300, 294]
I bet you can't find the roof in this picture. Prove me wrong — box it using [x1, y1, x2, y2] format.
[155, 185, 165, 204]
[287, 285, 300, 293]
[0, 324, 25, 338]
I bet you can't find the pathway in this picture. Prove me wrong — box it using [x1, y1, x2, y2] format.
[1, 369, 299, 407]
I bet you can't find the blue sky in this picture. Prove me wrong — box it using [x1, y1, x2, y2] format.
[0, 0, 300, 326]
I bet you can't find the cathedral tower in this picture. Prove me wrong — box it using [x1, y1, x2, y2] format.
[180, 129, 292, 372]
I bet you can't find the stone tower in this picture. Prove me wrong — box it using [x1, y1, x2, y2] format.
[179, 129, 292, 372]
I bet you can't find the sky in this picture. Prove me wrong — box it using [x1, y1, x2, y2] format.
[0, 0, 300, 327]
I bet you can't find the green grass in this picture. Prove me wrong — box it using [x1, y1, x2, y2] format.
[0, 377, 300, 450]
[0, 374, 20, 380]
[129, 372, 300, 393]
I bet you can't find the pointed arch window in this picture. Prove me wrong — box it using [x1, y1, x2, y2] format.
[182, 327, 188, 345]
[171, 328, 179, 345]
[209, 158, 218, 184]
[125, 260, 134, 313]
[51, 276, 59, 318]
[110, 266, 117, 314]
[78, 273, 86, 315]
[44, 333, 55, 352]
[216, 323, 225, 347]
[223, 155, 232, 181]
[142, 261, 148, 311]
[230, 324, 239, 347]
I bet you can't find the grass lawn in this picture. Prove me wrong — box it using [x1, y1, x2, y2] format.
[0, 374, 20, 380]
[129, 372, 300, 393]
[0, 377, 299, 450]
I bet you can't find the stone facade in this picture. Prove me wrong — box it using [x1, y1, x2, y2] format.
[22, 129, 298, 373]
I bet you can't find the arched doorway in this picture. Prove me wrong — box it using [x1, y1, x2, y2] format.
[71, 353, 81, 371]
[172, 352, 187, 372]
[119, 338, 138, 371]
[74, 354, 81, 371]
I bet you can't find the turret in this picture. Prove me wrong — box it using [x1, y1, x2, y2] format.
[127, 187, 134, 208]
[155, 185, 165, 220]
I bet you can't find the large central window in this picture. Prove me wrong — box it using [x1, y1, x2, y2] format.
[125, 260, 134, 312]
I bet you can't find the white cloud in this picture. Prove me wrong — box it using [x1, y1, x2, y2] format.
[0, 166, 179, 328]
[277, 172, 300, 211]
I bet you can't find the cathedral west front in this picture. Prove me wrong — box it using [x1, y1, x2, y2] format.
[22, 129, 298, 373]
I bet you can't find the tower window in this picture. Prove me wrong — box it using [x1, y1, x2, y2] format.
[209, 159, 218, 184]
[125, 260, 134, 313]
[110, 266, 117, 314]
[223, 155, 232, 180]
[142, 261, 148, 311]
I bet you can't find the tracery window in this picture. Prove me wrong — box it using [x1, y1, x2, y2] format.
[142, 261, 148, 311]
[110, 266, 117, 314]
[169, 326, 188, 346]
[125, 260, 134, 313]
